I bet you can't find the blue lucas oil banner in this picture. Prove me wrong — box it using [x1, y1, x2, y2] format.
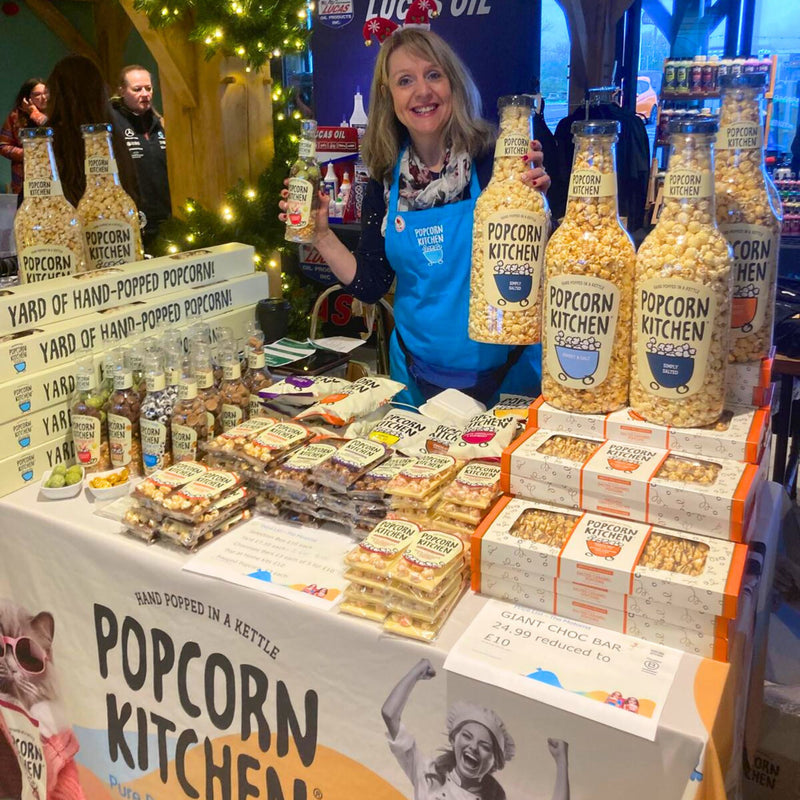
[311, 0, 538, 128]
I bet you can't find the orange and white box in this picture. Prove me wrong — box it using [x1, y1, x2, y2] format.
[473, 570, 732, 660]
[725, 349, 774, 408]
[477, 560, 737, 639]
[472, 496, 747, 618]
[501, 428, 762, 540]
[528, 397, 771, 464]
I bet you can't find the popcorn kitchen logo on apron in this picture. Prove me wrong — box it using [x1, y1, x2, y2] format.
[413, 223, 444, 265]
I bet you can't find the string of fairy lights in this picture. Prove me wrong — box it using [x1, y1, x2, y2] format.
[132, 0, 312, 70]
[137, 0, 319, 338]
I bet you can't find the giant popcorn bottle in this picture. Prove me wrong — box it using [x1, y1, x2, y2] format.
[468, 95, 549, 344]
[78, 123, 143, 269]
[630, 117, 732, 427]
[715, 72, 782, 363]
[542, 120, 635, 413]
[14, 127, 86, 282]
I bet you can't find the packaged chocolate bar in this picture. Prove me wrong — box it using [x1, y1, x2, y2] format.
[389, 530, 465, 594]
[343, 518, 421, 577]
[133, 460, 209, 507]
[314, 437, 390, 491]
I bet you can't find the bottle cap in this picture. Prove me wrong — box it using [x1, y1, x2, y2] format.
[668, 116, 719, 135]
[81, 123, 113, 134]
[718, 72, 767, 90]
[571, 119, 620, 136]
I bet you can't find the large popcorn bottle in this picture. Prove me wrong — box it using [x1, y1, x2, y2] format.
[78, 123, 144, 269]
[630, 117, 732, 428]
[468, 95, 549, 344]
[14, 127, 87, 283]
[715, 72, 782, 363]
[541, 120, 634, 413]
[285, 119, 321, 244]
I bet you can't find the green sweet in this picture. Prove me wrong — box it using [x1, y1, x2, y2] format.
[46, 474, 66, 488]
[65, 467, 83, 485]
[52, 464, 67, 476]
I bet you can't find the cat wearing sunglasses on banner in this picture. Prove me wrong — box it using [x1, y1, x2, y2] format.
[0, 604, 58, 718]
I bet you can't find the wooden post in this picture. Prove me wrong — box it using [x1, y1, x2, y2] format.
[556, 0, 636, 112]
[117, 0, 275, 212]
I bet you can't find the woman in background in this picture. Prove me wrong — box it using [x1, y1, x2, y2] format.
[45, 55, 139, 208]
[0, 78, 49, 201]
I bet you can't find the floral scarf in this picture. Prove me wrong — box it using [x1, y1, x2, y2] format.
[381, 145, 472, 233]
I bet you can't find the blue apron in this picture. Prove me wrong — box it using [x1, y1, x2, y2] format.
[384, 150, 541, 408]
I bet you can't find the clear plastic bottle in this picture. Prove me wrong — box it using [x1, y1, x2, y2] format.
[192, 343, 222, 440]
[715, 71, 782, 363]
[140, 351, 174, 474]
[630, 117, 732, 427]
[71, 348, 111, 473]
[244, 329, 273, 418]
[78, 123, 143, 269]
[14, 127, 87, 283]
[468, 94, 549, 345]
[285, 119, 321, 243]
[171, 356, 208, 462]
[218, 344, 250, 431]
[542, 120, 635, 413]
[105, 347, 143, 475]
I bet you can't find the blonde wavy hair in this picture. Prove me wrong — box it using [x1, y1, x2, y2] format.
[360, 28, 495, 183]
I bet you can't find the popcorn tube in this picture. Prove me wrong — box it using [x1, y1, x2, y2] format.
[715, 72, 782, 363]
[14, 127, 87, 282]
[630, 117, 732, 428]
[78, 123, 143, 269]
[468, 95, 549, 344]
[542, 119, 635, 413]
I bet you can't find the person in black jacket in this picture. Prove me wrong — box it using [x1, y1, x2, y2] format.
[110, 66, 171, 251]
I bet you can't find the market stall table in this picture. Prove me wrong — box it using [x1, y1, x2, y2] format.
[0, 478, 782, 800]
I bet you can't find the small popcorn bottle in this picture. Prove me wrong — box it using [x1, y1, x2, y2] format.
[171, 355, 208, 462]
[630, 117, 732, 428]
[140, 350, 174, 474]
[71, 348, 111, 473]
[468, 94, 549, 344]
[218, 343, 250, 431]
[244, 327, 273, 418]
[542, 120, 635, 414]
[78, 123, 143, 269]
[285, 119, 321, 244]
[14, 127, 87, 282]
[192, 343, 222, 440]
[105, 347, 143, 476]
[715, 71, 782, 363]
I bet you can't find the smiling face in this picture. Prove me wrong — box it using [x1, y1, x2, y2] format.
[386, 45, 452, 155]
[452, 721, 496, 786]
[121, 69, 153, 115]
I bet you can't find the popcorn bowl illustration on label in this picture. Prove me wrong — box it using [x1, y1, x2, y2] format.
[14, 361, 26, 373]
[18, 436, 30, 448]
[556, 346, 599, 384]
[731, 288, 759, 333]
[494, 269, 532, 306]
[606, 457, 640, 472]
[645, 339, 697, 394]
[461, 428, 497, 446]
[586, 539, 622, 558]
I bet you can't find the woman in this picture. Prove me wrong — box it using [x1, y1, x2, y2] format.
[279, 28, 549, 407]
[45, 55, 139, 208]
[0, 78, 48, 198]
[382, 658, 570, 800]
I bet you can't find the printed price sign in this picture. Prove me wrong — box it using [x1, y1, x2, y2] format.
[444, 599, 682, 740]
